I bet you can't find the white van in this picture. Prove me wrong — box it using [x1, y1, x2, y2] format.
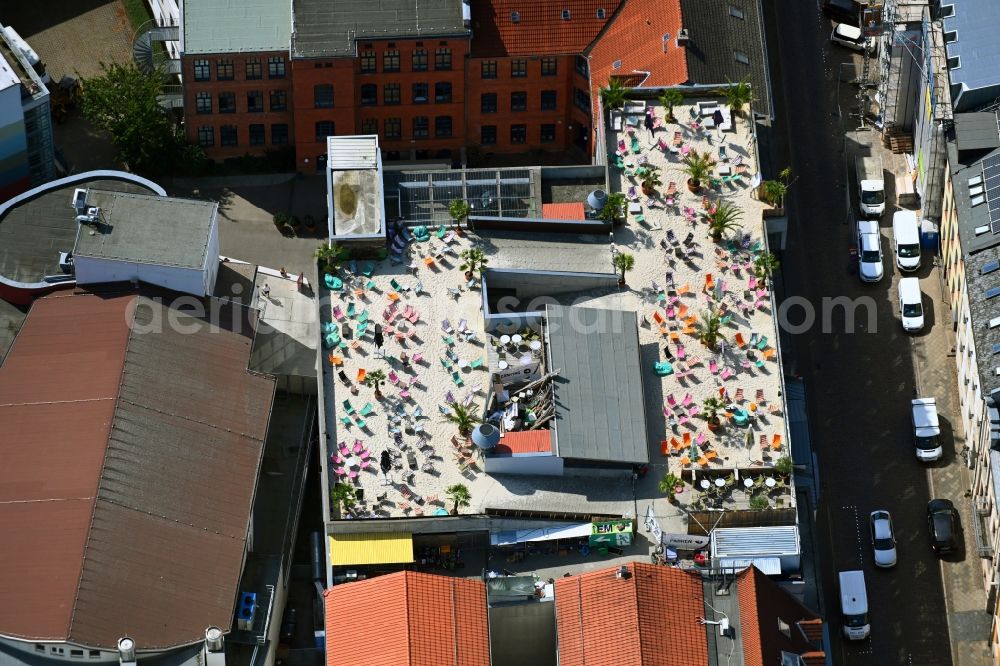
[839, 570, 870, 640]
[898, 277, 924, 331]
[892, 211, 921, 271]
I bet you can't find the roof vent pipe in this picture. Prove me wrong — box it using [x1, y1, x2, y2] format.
[117, 638, 136, 665]
[205, 627, 224, 653]
[676, 28, 689, 47]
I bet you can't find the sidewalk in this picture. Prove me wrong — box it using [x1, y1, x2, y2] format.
[916, 251, 993, 666]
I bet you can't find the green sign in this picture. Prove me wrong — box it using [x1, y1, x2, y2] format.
[589, 520, 634, 546]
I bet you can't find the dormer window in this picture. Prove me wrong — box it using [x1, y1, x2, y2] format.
[597, 8, 606, 18]
[511, 11, 520, 23]
[562, 9, 571, 20]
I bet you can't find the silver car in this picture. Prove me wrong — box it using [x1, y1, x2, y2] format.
[870, 510, 898, 568]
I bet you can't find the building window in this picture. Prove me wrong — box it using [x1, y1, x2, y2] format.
[576, 57, 589, 78]
[481, 125, 497, 145]
[315, 120, 335, 142]
[193, 59, 210, 81]
[511, 11, 520, 23]
[481, 60, 497, 79]
[360, 50, 376, 73]
[561, 9, 571, 19]
[511, 59, 527, 77]
[541, 90, 557, 110]
[385, 117, 402, 139]
[574, 87, 590, 112]
[734, 50, 750, 65]
[541, 123, 556, 142]
[218, 92, 236, 113]
[195, 91, 212, 114]
[383, 49, 400, 72]
[481, 93, 497, 113]
[361, 84, 377, 106]
[217, 58, 234, 80]
[541, 57, 557, 76]
[511, 124, 526, 144]
[412, 49, 428, 71]
[249, 124, 265, 145]
[412, 83, 429, 103]
[729, 5, 745, 19]
[35, 645, 45, 654]
[948, 55, 961, 69]
[221, 125, 238, 146]
[361, 118, 377, 134]
[314, 84, 334, 108]
[384, 83, 401, 104]
[413, 116, 429, 138]
[435, 48, 452, 70]
[270, 89, 287, 111]
[51, 648, 65, 655]
[247, 90, 263, 113]
[198, 126, 214, 147]
[245, 57, 262, 80]
[511, 92, 527, 111]
[268, 56, 285, 78]
[271, 123, 288, 145]
[435, 115, 453, 137]
[435, 82, 452, 103]
[89, 652, 101, 659]
[597, 8, 606, 18]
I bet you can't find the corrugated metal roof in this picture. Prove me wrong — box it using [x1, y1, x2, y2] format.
[541, 203, 586, 220]
[327, 135, 379, 170]
[495, 429, 552, 454]
[182, 0, 291, 54]
[717, 557, 782, 575]
[0, 291, 274, 648]
[545, 305, 649, 463]
[711, 526, 800, 558]
[329, 533, 414, 566]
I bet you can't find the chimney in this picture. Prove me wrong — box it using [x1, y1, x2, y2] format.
[117, 638, 136, 666]
[203, 627, 226, 666]
[676, 28, 689, 47]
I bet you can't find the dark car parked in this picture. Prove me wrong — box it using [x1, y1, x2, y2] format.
[927, 499, 956, 554]
[822, 0, 860, 25]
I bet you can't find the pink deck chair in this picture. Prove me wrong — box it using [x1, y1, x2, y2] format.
[720, 368, 734, 380]
[666, 394, 677, 408]
[681, 393, 694, 407]
[710, 359, 719, 375]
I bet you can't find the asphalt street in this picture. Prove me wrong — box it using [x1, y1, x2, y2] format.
[768, 2, 954, 664]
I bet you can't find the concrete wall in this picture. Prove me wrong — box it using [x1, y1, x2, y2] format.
[204, 213, 220, 295]
[482, 268, 618, 334]
[471, 215, 610, 234]
[74, 257, 207, 296]
[484, 453, 564, 476]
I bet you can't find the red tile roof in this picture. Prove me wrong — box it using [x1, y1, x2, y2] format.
[324, 571, 491, 666]
[471, 0, 623, 57]
[588, 0, 687, 91]
[736, 566, 826, 666]
[542, 202, 587, 220]
[555, 562, 708, 666]
[495, 429, 553, 454]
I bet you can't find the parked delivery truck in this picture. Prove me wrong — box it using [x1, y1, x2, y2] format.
[856, 155, 885, 216]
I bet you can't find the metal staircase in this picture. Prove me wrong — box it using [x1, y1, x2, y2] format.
[132, 20, 181, 77]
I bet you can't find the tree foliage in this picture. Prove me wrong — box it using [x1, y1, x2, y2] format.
[81, 62, 204, 176]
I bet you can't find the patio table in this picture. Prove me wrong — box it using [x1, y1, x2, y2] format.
[700, 479, 711, 490]
[628, 202, 642, 214]
[511, 334, 523, 344]
[743, 478, 754, 489]
[718, 164, 732, 176]
[765, 477, 777, 488]
[715, 478, 726, 488]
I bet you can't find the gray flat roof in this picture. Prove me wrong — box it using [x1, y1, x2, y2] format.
[291, 0, 469, 58]
[545, 304, 649, 464]
[477, 229, 612, 274]
[74, 191, 216, 269]
[182, 0, 291, 54]
[944, 0, 1000, 105]
[954, 113, 1000, 152]
[948, 116, 1000, 254]
[0, 179, 155, 284]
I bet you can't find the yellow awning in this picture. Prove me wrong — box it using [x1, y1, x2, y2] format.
[329, 532, 414, 566]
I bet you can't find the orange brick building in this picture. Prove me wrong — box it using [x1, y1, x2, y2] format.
[178, 0, 692, 170]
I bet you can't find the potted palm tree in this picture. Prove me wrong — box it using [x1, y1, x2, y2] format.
[446, 483, 472, 515]
[459, 248, 488, 281]
[641, 167, 662, 196]
[449, 199, 470, 231]
[658, 472, 684, 504]
[599, 191, 626, 224]
[315, 241, 343, 273]
[759, 167, 794, 216]
[682, 150, 716, 193]
[599, 77, 630, 111]
[718, 77, 755, 117]
[704, 202, 743, 241]
[445, 403, 481, 438]
[363, 369, 387, 398]
[696, 311, 725, 351]
[774, 455, 793, 479]
[700, 396, 727, 432]
[753, 251, 780, 280]
[658, 89, 684, 122]
[613, 252, 635, 286]
[330, 482, 357, 517]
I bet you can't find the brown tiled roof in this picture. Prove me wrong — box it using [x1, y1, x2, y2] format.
[0, 292, 274, 648]
[736, 566, 826, 666]
[324, 571, 490, 666]
[554, 562, 708, 666]
[471, 0, 623, 57]
[495, 429, 553, 454]
[588, 0, 687, 90]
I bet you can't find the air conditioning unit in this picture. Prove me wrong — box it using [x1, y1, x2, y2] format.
[237, 592, 257, 631]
